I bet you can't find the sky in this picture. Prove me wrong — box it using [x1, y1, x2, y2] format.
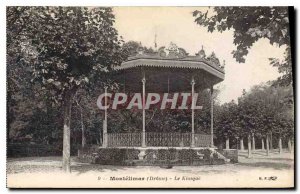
[113, 7, 286, 104]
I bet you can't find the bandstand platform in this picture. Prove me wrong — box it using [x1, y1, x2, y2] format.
[78, 43, 238, 165]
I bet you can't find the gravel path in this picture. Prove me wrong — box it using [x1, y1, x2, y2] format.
[6, 149, 294, 188]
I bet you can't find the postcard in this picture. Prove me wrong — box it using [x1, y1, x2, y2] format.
[6, 6, 294, 188]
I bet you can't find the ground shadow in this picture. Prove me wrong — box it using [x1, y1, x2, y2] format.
[236, 162, 292, 170]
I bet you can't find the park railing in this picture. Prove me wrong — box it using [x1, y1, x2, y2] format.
[194, 133, 211, 147]
[107, 132, 211, 147]
[107, 132, 142, 147]
[146, 132, 191, 147]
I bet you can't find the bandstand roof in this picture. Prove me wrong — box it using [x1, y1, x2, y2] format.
[113, 43, 225, 93]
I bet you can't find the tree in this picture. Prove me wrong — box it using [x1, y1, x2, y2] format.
[215, 100, 239, 149]
[122, 40, 157, 56]
[7, 7, 35, 141]
[8, 7, 128, 172]
[193, 7, 293, 86]
[237, 82, 294, 155]
[122, 41, 141, 56]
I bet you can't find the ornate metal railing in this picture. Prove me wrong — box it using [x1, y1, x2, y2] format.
[107, 132, 211, 147]
[107, 132, 141, 147]
[194, 133, 211, 147]
[146, 132, 191, 147]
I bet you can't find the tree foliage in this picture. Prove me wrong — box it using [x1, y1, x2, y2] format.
[122, 40, 156, 56]
[20, 7, 127, 101]
[7, 7, 128, 146]
[193, 7, 292, 86]
[214, 82, 294, 147]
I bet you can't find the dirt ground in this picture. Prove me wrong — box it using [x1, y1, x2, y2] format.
[7, 149, 294, 188]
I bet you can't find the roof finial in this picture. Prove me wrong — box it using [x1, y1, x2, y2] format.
[196, 45, 206, 58]
[221, 60, 226, 69]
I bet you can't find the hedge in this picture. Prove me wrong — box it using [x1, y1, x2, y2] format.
[78, 147, 228, 166]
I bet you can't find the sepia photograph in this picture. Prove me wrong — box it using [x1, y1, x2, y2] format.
[6, 5, 295, 188]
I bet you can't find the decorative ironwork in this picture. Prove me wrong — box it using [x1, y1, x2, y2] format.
[196, 45, 206, 59]
[107, 132, 142, 147]
[221, 60, 226, 69]
[194, 134, 211, 147]
[126, 43, 224, 74]
[207, 52, 220, 66]
[107, 132, 211, 147]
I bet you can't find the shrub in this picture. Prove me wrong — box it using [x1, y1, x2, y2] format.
[78, 147, 227, 165]
[200, 149, 212, 160]
[178, 149, 197, 164]
[145, 149, 158, 161]
[168, 148, 177, 160]
[93, 148, 127, 165]
[126, 149, 140, 160]
[213, 152, 219, 159]
[157, 149, 168, 160]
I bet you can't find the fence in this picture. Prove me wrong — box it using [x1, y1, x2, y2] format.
[107, 132, 142, 147]
[194, 133, 212, 147]
[107, 132, 211, 147]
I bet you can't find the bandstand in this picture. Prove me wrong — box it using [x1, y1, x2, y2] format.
[102, 43, 225, 149]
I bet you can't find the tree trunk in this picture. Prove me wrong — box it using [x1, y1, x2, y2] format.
[80, 109, 86, 148]
[278, 137, 283, 154]
[266, 134, 270, 156]
[62, 92, 72, 173]
[240, 138, 244, 150]
[99, 130, 102, 145]
[103, 120, 107, 147]
[226, 137, 230, 149]
[247, 134, 252, 158]
[252, 134, 256, 151]
[261, 138, 265, 150]
[288, 139, 292, 152]
[75, 98, 86, 148]
[270, 132, 273, 150]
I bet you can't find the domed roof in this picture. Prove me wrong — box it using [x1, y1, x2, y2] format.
[126, 42, 224, 73]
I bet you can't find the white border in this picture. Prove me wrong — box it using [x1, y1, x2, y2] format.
[1, 0, 298, 193]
